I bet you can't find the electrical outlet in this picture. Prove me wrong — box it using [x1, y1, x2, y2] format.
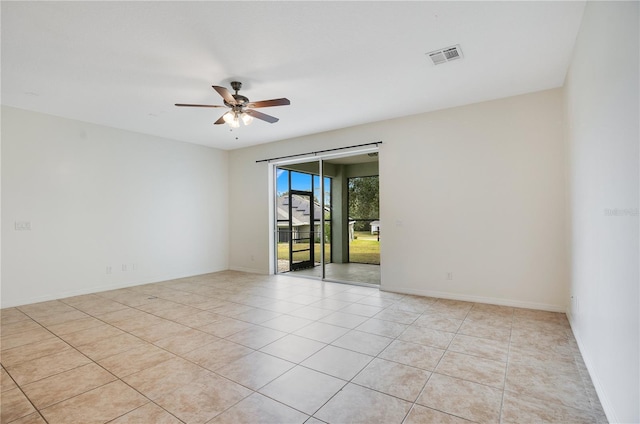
[122, 264, 128, 272]
[106, 266, 112, 274]
[446, 272, 453, 280]
[14, 221, 31, 231]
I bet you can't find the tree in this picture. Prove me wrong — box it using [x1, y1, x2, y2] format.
[348, 176, 379, 231]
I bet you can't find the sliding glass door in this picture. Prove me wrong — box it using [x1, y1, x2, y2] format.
[272, 150, 380, 286]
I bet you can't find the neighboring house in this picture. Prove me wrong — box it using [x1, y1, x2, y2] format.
[369, 220, 380, 235]
[276, 194, 323, 243]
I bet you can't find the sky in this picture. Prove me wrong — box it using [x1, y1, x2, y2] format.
[276, 169, 330, 203]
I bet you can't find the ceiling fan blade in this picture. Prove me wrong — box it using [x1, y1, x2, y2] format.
[246, 109, 279, 123]
[214, 113, 227, 125]
[175, 103, 226, 108]
[247, 98, 291, 108]
[212, 85, 237, 105]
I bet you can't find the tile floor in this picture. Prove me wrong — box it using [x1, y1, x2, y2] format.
[1, 271, 606, 423]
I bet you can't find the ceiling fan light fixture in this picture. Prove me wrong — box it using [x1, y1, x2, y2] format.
[223, 111, 235, 124]
[241, 112, 253, 126]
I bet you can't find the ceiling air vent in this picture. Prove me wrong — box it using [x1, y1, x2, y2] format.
[427, 45, 463, 65]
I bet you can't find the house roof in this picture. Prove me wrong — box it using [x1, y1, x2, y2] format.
[1, 2, 585, 150]
[276, 194, 323, 227]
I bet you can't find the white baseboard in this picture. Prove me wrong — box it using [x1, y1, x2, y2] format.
[229, 266, 265, 274]
[567, 312, 617, 424]
[380, 285, 567, 313]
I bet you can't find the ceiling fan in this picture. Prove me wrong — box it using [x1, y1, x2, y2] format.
[175, 81, 290, 128]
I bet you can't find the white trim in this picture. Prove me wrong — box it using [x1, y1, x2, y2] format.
[268, 146, 379, 166]
[229, 266, 265, 275]
[567, 312, 617, 424]
[380, 285, 567, 312]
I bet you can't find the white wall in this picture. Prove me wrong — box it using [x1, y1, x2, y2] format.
[1, 106, 229, 307]
[564, 2, 639, 423]
[229, 88, 568, 311]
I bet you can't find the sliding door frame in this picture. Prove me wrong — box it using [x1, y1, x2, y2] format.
[268, 145, 380, 280]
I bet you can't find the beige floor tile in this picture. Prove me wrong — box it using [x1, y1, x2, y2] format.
[319, 311, 369, 329]
[8, 412, 48, 424]
[110, 312, 168, 332]
[398, 325, 455, 349]
[98, 343, 175, 377]
[155, 371, 252, 423]
[505, 361, 591, 410]
[109, 402, 183, 424]
[404, 404, 473, 423]
[259, 334, 325, 363]
[428, 299, 473, 319]
[339, 303, 384, 317]
[226, 326, 287, 349]
[309, 298, 352, 311]
[75, 332, 149, 361]
[260, 315, 314, 333]
[129, 321, 190, 343]
[58, 323, 125, 347]
[286, 306, 334, 321]
[172, 310, 226, 328]
[356, 296, 396, 308]
[21, 362, 116, 409]
[232, 308, 283, 324]
[435, 351, 506, 388]
[123, 357, 205, 400]
[457, 319, 512, 342]
[0, 273, 606, 424]
[6, 349, 91, 386]
[1, 367, 18, 392]
[17, 301, 78, 320]
[261, 300, 306, 314]
[331, 330, 393, 356]
[1, 328, 56, 351]
[184, 338, 254, 371]
[1, 319, 43, 336]
[315, 383, 411, 424]
[198, 317, 256, 338]
[1, 308, 31, 325]
[293, 322, 349, 343]
[417, 373, 502, 423]
[44, 316, 105, 336]
[353, 358, 430, 402]
[508, 343, 576, 370]
[379, 340, 444, 371]
[0, 337, 72, 367]
[355, 318, 408, 338]
[287, 294, 324, 305]
[501, 390, 597, 424]
[412, 313, 463, 333]
[96, 307, 150, 324]
[216, 351, 295, 390]
[1, 387, 36, 423]
[154, 328, 219, 355]
[372, 308, 421, 325]
[40, 380, 147, 424]
[301, 345, 373, 381]
[208, 392, 309, 424]
[448, 334, 509, 362]
[30, 310, 89, 327]
[211, 302, 256, 317]
[259, 366, 346, 415]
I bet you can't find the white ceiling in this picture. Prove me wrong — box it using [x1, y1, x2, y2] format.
[1, 1, 585, 150]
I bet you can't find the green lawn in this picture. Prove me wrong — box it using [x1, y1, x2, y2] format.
[277, 231, 379, 266]
[350, 231, 380, 264]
